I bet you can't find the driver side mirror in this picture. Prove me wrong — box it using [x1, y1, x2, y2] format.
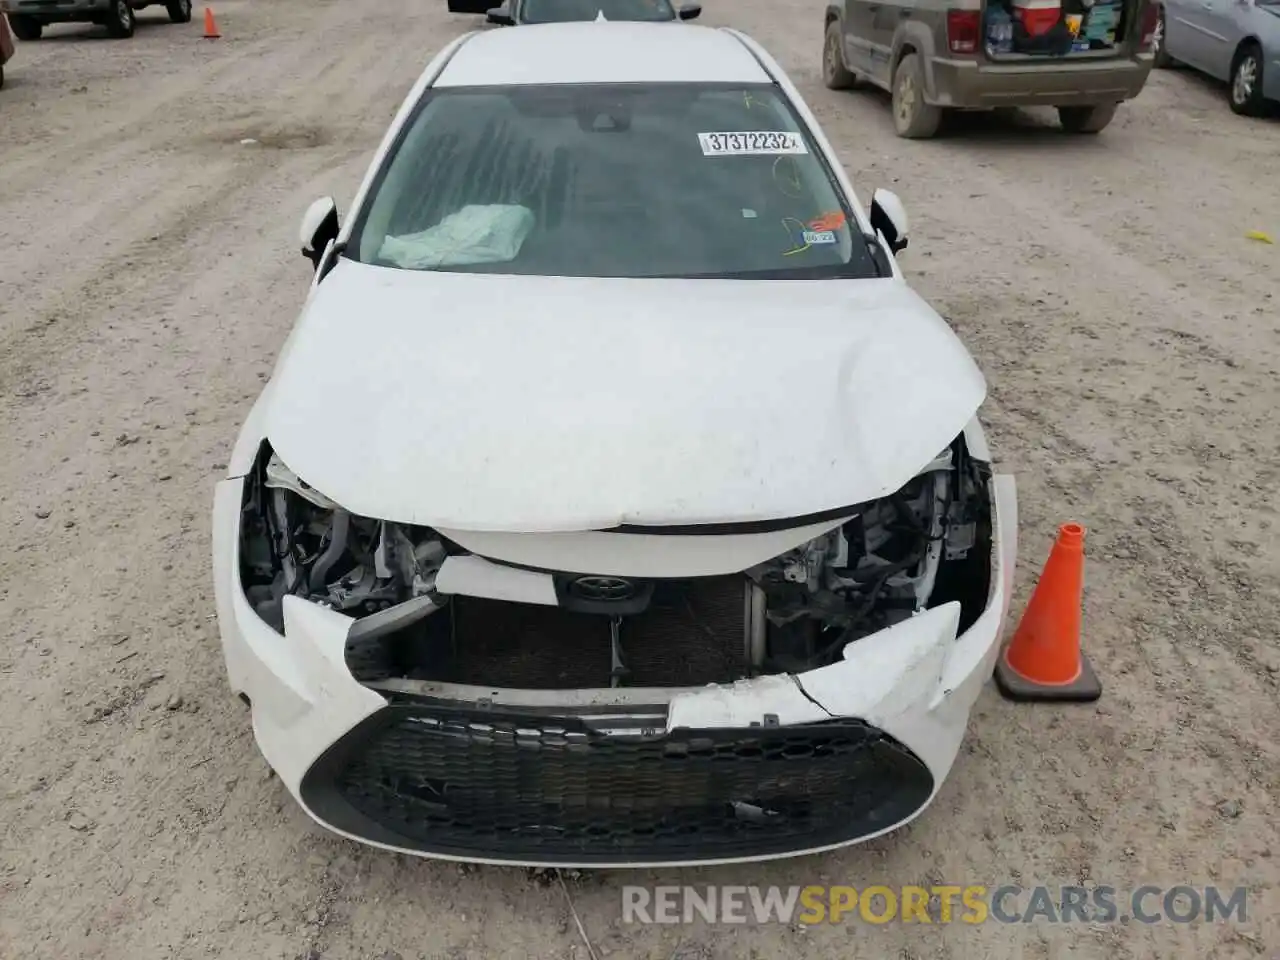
[300, 196, 339, 270]
[870, 188, 909, 255]
[678, 3, 701, 18]
[486, 5, 515, 24]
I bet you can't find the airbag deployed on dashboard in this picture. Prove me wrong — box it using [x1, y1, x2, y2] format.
[379, 204, 535, 268]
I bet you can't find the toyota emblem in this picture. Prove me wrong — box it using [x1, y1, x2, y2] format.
[569, 576, 636, 602]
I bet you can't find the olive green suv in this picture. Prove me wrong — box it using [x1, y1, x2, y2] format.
[822, 0, 1158, 137]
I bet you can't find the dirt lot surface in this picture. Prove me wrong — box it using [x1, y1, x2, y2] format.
[1, 1, 1278, 957]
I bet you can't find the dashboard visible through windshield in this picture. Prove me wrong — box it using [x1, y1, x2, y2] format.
[347, 82, 878, 280]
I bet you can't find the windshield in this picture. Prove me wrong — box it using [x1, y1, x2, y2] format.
[348, 83, 877, 280]
[522, 0, 675, 21]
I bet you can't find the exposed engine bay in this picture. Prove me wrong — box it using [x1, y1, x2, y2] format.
[238, 437, 992, 690]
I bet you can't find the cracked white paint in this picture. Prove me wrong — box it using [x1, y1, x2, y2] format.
[666, 603, 961, 732]
[796, 603, 960, 727]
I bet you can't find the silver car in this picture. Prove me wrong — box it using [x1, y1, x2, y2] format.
[1153, 0, 1280, 113]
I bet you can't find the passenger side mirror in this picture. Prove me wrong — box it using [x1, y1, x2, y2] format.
[300, 196, 339, 270]
[870, 188, 909, 255]
[486, 5, 515, 24]
[678, 3, 701, 18]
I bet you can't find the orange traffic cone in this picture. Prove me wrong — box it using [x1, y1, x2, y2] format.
[202, 7, 220, 38]
[995, 522, 1101, 702]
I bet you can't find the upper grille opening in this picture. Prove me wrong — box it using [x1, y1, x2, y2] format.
[426, 575, 750, 689]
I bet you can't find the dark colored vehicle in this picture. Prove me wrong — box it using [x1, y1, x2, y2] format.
[448, 0, 702, 25]
[0, 0, 191, 40]
[0, 14, 13, 87]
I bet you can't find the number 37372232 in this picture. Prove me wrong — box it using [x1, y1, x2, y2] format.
[698, 131, 808, 156]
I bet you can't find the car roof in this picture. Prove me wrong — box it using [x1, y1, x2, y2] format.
[432, 22, 773, 88]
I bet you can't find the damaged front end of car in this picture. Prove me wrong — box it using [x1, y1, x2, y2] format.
[218, 428, 1015, 866]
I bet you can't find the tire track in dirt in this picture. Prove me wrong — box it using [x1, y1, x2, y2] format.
[0, 0, 377, 192]
[0, 5, 493, 957]
[0, 157, 330, 958]
[0, 4, 414, 389]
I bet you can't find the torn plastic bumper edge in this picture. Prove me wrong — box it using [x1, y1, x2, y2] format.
[666, 472, 1016, 783]
[212, 474, 1016, 864]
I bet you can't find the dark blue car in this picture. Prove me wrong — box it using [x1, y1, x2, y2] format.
[447, 0, 702, 26]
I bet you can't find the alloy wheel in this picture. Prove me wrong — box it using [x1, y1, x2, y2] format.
[1233, 54, 1257, 106]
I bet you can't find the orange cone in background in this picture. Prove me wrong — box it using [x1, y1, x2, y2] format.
[995, 522, 1102, 702]
[202, 7, 220, 38]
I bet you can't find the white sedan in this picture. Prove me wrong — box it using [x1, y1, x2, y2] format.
[212, 20, 1018, 867]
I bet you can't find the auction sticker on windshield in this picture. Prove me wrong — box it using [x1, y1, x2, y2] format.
[698, 132, 808, 156]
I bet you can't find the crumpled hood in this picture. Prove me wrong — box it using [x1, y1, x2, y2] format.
[264, 259, 986, 531]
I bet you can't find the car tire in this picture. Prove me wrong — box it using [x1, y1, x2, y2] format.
[1057, 103, 1118, 133]
[822, 20, 857, 90]
[9, 14, 44, 40]
[891, 52, 943, 139]
[166, 0, 192, 23]
[446, 0, 493, 12]
[1229, 42, 1266, 116]
[105, 0, 136, 37]
[1151, 5, 1174, 68]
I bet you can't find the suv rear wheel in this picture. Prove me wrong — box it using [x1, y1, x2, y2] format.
[167, 0, 193, 23]
[9, 14, 44, 40]
[1057, 103, 1117, 134]
[823, 20, 857, 90]
[892, 52, 943, 139]
[104, 0, 136, 37]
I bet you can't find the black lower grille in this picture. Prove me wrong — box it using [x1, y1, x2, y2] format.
[300, 704, 934, 864]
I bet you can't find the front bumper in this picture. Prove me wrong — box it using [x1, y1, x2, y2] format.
[212, 475, 1017, 867]
[928, 54, 1154, 108]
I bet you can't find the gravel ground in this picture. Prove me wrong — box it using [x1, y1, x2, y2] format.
[1, 1, 1278, 957]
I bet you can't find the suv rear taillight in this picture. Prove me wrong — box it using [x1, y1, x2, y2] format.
[1138, 0, 1159, 48]
[947, 9, 981, 53]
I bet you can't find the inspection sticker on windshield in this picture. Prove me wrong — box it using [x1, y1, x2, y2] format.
[698, 132, 807, 156]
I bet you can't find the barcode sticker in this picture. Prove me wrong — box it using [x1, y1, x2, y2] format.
[698, 131, 808, 156]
